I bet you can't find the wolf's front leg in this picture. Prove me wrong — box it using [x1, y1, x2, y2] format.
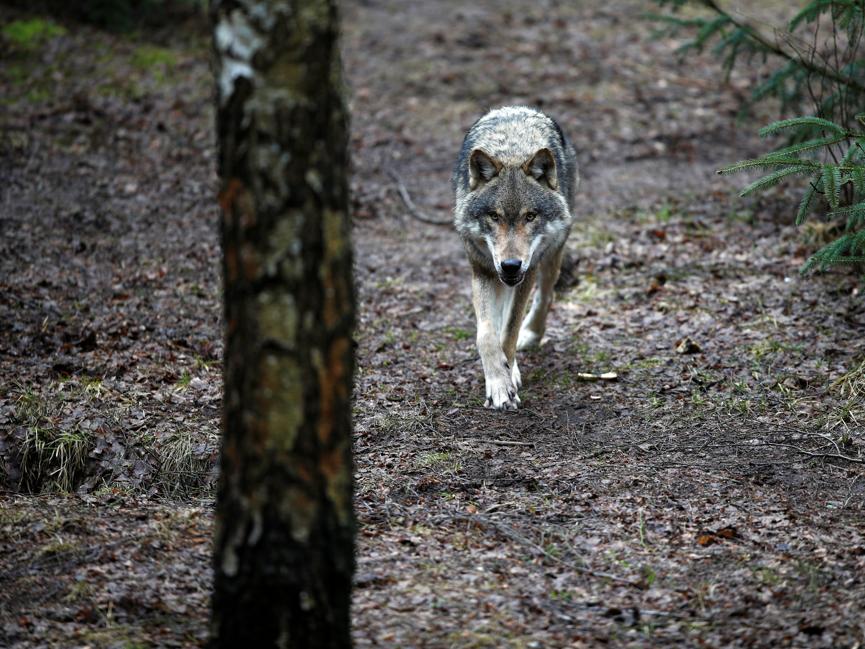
[518, 243, 565, 351]
[500, 272, 535, 393]
[472, 271, 534, 410]
[472, 273, 516, 409]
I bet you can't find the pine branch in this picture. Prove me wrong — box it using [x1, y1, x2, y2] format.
[652, 0, 865, 275]
[852, 166, 865, 197]
[823, 164, 843, 208]
[796, 176, 821, 225]
[804, 229, 865, 272]
[739, 166, 820, 197]
[828, 200, 865, 229]
[699, 0, 865, 95]
[765, 136, 847, 157]
[718, 157, 823, 174]
[759, 116, 846, 137]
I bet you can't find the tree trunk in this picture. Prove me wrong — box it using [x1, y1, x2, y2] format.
[210, 1, 354, 647]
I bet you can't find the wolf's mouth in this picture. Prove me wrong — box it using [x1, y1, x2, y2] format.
[500, 273, 525, 287]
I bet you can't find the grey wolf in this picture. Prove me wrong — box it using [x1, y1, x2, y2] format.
[452, 106, 578, 410]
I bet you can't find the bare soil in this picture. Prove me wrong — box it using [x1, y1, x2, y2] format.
[2, 1, 865, 647]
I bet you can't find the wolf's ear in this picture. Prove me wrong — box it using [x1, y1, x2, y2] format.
[523, 148, 558, 190]
[469, 149, 502, 190]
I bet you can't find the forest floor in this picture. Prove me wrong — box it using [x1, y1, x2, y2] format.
[2, 0, 865, 647]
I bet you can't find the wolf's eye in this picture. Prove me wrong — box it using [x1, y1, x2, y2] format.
[488, 212, 499, 221]
[525, 211, 537, 222]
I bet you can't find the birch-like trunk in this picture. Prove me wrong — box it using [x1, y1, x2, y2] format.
[210, 1, 354, 646]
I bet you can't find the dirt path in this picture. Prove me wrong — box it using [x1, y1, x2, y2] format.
[2, 1, 865, 647]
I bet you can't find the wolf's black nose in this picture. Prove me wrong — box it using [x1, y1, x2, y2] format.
[501, 259, 522, 276]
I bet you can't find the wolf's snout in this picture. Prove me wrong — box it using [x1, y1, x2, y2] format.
[499, 258, 524, 286]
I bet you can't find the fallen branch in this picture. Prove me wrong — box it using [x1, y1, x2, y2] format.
[388, 170, 452, 226]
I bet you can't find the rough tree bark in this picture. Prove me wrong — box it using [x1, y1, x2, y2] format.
[210, 1, 354, 647]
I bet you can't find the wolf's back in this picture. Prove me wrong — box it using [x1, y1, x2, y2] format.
[453, 106, 578, 208]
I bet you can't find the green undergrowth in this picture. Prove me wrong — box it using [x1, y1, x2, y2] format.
[0, 9, 197, 109]
[2, 18, 66, 50]
[131, 44, 178, 83]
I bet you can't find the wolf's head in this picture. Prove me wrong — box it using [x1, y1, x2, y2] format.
[457, 147, 570, 287]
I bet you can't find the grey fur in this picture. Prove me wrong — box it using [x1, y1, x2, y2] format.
[452, 106, 579, 410]
[454, 106, 578, 210]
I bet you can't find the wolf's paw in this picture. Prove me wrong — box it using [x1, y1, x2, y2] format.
[484, 375, 520, 410]
[511, 359, 522, 390]
[517, 328, 542, 351]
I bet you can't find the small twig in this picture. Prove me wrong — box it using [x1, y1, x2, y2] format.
[388, 170, 452, 226]
[764, 441, 865, 464]
[489, 439, 535, 447]
[843, 475, 862, 508]
[482, 502, 516, 514]
[576, 372, 618, 382]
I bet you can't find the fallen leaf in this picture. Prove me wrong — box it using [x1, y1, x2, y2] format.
[716, 526, 738, 539]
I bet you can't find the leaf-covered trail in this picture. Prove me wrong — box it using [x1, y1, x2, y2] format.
[2, 1, 865, 647]
[344, 4, 865, 646]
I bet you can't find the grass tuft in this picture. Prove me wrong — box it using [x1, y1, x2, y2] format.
[156, 429, 216, 497]
[18, 426, 91, 492]
[11, 381, 98, 492]
[827, 359, 865, 430]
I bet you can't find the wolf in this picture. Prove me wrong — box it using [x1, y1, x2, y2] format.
[453, 106, 578, 410]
